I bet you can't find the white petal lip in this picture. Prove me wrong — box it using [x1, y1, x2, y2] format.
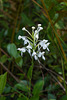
[47, 48, 50, 51]
[34, 55, 38, 60]
[27, 49, 31, 54]
[42, 56, 45, 60]
[47, 43, 50, 46]
[38, 52, 42, 57]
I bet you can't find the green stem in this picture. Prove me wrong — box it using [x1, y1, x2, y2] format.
[61, 58, 67, 95]
[32, 57, 34, 71]
[30, 57, 34, 82]
[28, 57, 34, 97]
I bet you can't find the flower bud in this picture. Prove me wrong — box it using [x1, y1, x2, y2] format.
[32, 26, 35, 30]
[22, 27, 26, 30]
[38, 24, 41, 27]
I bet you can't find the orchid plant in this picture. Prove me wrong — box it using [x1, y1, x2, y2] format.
[17, 24, 50, 62]
[17, 24, 50, 96]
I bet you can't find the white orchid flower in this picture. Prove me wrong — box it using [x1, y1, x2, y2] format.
[38, 51, 45, 60]
[31, 50, 38, 60]
[39, 39, 50, 50]
[38, 52, 42, 58]
[17, 47, 26, 56]
[17, 47, 26, 53]
[18, 35, 29, 45]
[24, 39, 29, 45]
[26, 44, 32, 49]
[32, 50, 36, 56]
[18, 35, 26, 40]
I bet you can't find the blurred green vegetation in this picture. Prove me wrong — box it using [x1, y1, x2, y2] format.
[0, 0, 67, 100]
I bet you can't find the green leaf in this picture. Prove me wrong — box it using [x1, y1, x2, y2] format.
[27, 65, 33, 80]
[7, 43, 23, 67]
[32, 80, 44, 96]
[0, 55, 8, 63]
[7, 43, 17, 58]
[0, 72, 7, 94]
[15, 80, 29, 92]
[15, 55, 23, 67]
[0, 96, 6, 100]
[59, 95, 67, 100]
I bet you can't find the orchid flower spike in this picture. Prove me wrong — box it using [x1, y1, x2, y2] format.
[18, 24, 50, 61]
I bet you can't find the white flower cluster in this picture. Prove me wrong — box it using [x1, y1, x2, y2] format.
[17, 24, 50, 61]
